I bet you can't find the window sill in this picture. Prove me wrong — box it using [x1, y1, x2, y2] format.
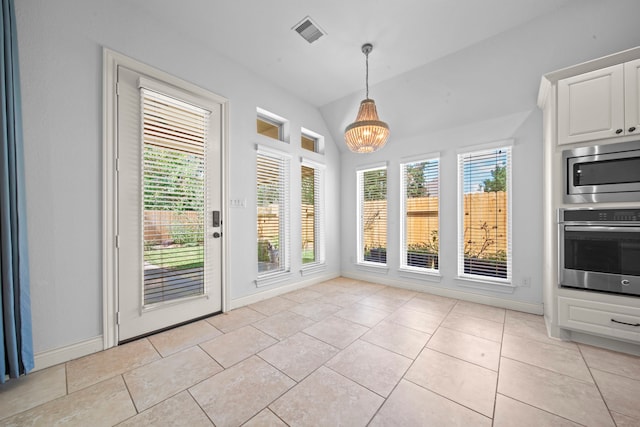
[255, 271, 291, 288]
[300, 263, 327, 276]
[355, 262, 389, 274]
[398, 267, 442, 283]
[455, 275, 515, 294]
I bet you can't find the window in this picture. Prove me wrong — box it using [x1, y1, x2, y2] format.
[257, 147, 290, 277]
[301, 134, 317, 152]
[458, 145, 512, 281]
[257, 116, 282, 140]
[400, 157, 439, 272]
[256, 108, 288, 142]
[301, 127, 324, 154]
[301, 161, 325, 266]
[357, 165, 387, 265]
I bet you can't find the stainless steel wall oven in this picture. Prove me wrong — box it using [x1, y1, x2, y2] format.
[559, 208, 640, 296]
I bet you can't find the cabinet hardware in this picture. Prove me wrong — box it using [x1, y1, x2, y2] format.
[629, 127, 637, 133]
[611, 318, 640, 327]
[616, 129, 624, 134]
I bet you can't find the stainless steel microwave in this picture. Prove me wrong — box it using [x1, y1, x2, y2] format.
[563, 140, 640, 203]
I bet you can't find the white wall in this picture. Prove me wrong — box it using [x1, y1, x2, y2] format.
[16, 0, 341, 354]
[322, 0, 640, 308]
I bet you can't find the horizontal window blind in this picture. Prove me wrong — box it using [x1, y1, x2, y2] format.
[142, 88, 210, 305]
[257, 150, 290, 276]
[458, 146, 511, 281]
[401, 158, 439, 271]
[358, 166, 387, 264]
[301, 164, 325, 266]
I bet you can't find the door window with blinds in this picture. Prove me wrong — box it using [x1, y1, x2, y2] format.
[458, 145, 512, 282]
[141, 88, 211, 305]
[301, 161, 325, 266]
[257, 147, 290, 278]
[357, 165, 387, 265]
[400, 157, 439, 272]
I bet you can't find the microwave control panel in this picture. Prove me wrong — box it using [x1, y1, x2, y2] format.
[562, 208, 640, 223]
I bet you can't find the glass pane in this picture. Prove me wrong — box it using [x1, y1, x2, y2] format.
[462, 149, 509, 279]
[361, 168, 387, 264]
[257, 117, 281, 140]
[301, 166, 316, 263]
[301, 135, 316, 152]
[257, 154, 286, 274]
[142, 90, 208, 305]
[404, 160, 439, 270]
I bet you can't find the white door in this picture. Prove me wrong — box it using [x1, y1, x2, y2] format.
[557, 64, 625, 145]
[117, 66, 222, 341]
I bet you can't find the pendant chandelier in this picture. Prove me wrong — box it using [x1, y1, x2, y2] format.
[344, 43, 389, 153]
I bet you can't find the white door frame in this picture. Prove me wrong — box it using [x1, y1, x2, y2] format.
[102, 48, 230, 349]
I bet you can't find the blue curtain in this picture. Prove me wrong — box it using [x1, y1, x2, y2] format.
[0, 0, 33, 383]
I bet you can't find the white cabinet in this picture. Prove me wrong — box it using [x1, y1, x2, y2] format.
[625, 58, 640, 136]
[557, 64, 625, 145]
[558, 296, 640, 343]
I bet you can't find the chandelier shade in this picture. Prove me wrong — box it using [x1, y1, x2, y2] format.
[344, 99, 389, 153]
[344, 43, 389, 153]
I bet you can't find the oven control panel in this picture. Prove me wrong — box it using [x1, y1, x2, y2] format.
[562, 208, 640, 222]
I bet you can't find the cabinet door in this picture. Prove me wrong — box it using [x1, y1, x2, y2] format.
[625, 58, 640, 137]
[557, 64, 624, 145]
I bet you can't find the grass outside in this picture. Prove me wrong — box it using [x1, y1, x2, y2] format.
[145, 246, 204, 270]
[302, 248, 315, 264]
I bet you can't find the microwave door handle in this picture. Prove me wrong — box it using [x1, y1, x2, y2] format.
[565, 226, 640, 233]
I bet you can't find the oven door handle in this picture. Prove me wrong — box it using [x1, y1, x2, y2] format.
[565, 226, 640, 233]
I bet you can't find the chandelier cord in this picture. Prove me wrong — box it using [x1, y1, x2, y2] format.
[365, 50, 369, 99]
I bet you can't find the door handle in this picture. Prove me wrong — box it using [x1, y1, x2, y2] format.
[213, 232, 221, 238]
[212, 211, 220, 227]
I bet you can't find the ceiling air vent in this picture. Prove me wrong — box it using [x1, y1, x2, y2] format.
[293, 16, 326, 44]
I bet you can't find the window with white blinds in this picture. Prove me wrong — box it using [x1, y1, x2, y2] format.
[257, 147, 290, 277]
[458, 146, 512, 282]
[141, 88, 210, 305]
[401, 157, 439, 272]
[357, 166, 387, 265]
[301, 161, 325, 266]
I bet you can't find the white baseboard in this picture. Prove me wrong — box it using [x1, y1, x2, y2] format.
[229, 271, 340, 309]
[342, 271, 544, 315]
[33, 336, 104, 372]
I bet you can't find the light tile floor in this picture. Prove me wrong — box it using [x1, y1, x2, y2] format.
[2, 277, 640, 426]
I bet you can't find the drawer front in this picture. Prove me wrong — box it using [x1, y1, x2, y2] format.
[558, 297, 640, 342]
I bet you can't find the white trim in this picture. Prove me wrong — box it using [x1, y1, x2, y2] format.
[233, 272, 339, 309]
[398, 267, 442, 282]
[400, 151, 441, 163]
[102, 48, 230, 348]
[255, 271, 292, 288]
[256, 143, 293, 159]
[355, 262, 390, 274]
[342, 271, 543, 315]
[300, 263, 328, 276]
[356, 161, 389, 173]
[455, 138, 514, 154]
[33, 337, 104, 372]
[455, 276, 516, 294]
[300, 156, 326, 169]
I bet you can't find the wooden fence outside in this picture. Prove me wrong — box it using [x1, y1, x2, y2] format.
[363, 192, 507, 256]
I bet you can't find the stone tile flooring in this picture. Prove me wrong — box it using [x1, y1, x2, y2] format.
[2, 277, 640, 426]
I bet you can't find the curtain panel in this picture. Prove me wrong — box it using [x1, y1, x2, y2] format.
[0, 0, 33, 383]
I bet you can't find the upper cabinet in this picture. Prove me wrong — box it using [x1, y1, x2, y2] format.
[625, 58, 640, 137]
[557, 65, 625, 145]
[557, 59, 640, 145]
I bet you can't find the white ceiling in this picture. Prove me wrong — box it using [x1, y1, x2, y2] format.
[125, 0, 571, 107]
